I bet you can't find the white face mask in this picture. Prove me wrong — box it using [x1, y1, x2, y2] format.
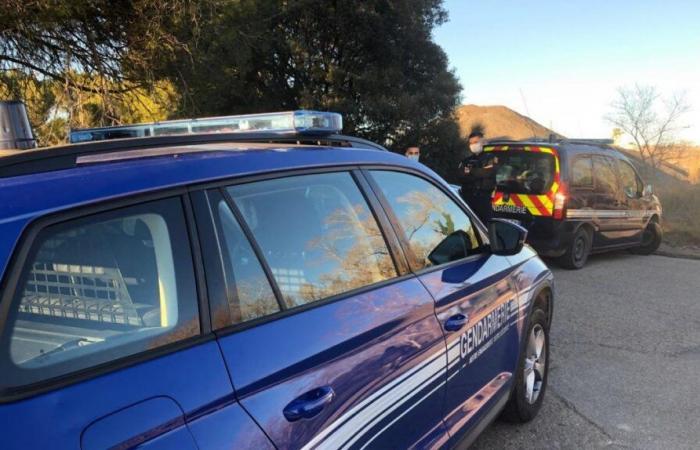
[470, 142, 483, 154]
[407, 154, 420, 161]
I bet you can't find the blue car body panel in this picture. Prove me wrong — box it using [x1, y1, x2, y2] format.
[217, 277, 449, 450]
[0, 341, 271, 449]
[419, 253, 521, 445]
[0, 142, 553, 449]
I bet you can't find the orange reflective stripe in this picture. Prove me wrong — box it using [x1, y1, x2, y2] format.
[529, 195, 551, 216]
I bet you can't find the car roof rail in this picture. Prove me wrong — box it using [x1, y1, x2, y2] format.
[558, 138, 615, 145]
[487, 137, 615, 147]
[0, 130, 388, 179]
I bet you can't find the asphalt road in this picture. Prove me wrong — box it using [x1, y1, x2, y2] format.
[472, 252, 700, 450]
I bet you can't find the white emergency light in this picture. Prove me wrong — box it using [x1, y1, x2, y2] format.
[69, 110, 343, 143]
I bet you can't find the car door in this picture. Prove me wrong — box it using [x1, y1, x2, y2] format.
[0, 196, 271, 450]
[616, 158, 647, 242]
[364, 170, 521, 446]
[592, 155, 629, 247]
[201, 170, 450, 450]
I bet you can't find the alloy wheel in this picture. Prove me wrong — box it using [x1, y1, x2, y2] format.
[523, 324, 547, 404]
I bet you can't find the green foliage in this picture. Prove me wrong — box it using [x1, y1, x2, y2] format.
[0, 72, 179, 146]
[0, 0, 198, 89]
[2, 0, 467, 178]
[166, 0, 467, 179]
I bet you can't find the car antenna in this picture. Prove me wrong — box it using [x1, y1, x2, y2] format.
[519, 88, 540, 139]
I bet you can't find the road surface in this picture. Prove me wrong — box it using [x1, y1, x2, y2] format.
[472, 252, 700, 449]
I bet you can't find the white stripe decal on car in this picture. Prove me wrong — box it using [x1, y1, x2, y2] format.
[302, 347, 447, 450]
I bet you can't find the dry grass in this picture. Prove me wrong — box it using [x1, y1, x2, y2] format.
[455, 104, 558, 140]
[675, 148, 700, 182]
[658, 184, 700, 247]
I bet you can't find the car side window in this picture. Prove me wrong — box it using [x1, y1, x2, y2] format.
[0, 198, 200, 389]
[571, 156, 593, 187]
[210, 193, 282, 326]
[227, 172, 397, 308]
[618, 160, 642, 198]
[593, 156, 620, 196]
[369, 170, 482, 271]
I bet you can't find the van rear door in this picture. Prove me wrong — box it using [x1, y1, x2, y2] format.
[485, 145, 560, 226]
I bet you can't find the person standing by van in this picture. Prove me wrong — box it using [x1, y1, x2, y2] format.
[459, 126, 496, 223]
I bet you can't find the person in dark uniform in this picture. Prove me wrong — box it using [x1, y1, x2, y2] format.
[458, 126, 497, 224]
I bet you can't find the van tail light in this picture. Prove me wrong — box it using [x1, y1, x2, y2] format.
[553, 187, 567, 220]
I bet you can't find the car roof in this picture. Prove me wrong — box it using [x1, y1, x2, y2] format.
[0, 141, 433, 281]
[0, 141, 422, 219]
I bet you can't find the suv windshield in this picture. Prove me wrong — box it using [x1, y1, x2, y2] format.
[492, 151, 555, 195]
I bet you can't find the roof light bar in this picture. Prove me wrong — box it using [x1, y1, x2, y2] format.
[69, 110, 343, 143]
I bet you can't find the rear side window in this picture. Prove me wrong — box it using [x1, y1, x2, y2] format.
[593, 156, 620, 195]
[0, 198, 200, 389]
[369, 171, 481, 270]
[211, 193, 282, 325]
[227, 172, 396, 308]
[571, 156, 594, 187]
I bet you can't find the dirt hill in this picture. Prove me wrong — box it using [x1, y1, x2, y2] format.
[455, 104, 562, 140]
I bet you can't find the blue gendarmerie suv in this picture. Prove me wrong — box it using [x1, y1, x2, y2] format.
[0, 111, 554, 449]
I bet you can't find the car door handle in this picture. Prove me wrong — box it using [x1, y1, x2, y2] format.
[444, 314, 469, 332]
[283, 386, 335, 422]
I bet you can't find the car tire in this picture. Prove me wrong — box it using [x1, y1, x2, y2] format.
[558, 226, 591, 269]
[501, 308, 549, 423]
[630, 221, 662, 255]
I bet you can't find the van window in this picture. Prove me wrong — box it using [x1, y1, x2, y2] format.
[369, 171, 481, 270]
[618, 160, 642, 198]
[0, 198, 200, 389]
[492, 151, 556, 195]
[227, 172, 396, 308]
[593, 156, 620, 196]
[571, 156, 594, 187]
[211, 194, 281, 325]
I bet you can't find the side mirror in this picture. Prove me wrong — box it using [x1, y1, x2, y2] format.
[643, 184, 654, 197]
[488, 219, 528, 256]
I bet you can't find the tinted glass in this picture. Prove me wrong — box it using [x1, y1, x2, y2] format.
[370, 171, 481, 270]
[492, 152, 555, 194]
[618, 160, 642, 198]
[0, 198, 199, 388]
[212, 196, 281, 325]
[593, 156, 620, 195]
[571, 156, 594, 187]
[227, 172, 396, 308]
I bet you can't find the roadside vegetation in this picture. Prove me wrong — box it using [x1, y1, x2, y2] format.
[657, 183, 700, 248]
[1, 0, 467, 179]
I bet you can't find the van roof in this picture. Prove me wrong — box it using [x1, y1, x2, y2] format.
[486, 138, 631, 156]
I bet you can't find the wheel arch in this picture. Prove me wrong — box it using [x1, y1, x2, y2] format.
[531, 285, 554, 329]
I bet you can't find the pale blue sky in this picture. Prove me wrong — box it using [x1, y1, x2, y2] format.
[434, 0, 700, 143]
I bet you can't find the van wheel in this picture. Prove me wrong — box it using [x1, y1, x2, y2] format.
[558, 227, 591, 269]
[631, 221, 662, 255]
[500, 308, 549, 423]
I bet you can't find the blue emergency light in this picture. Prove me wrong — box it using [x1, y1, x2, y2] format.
[69, 110, 343, 143]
